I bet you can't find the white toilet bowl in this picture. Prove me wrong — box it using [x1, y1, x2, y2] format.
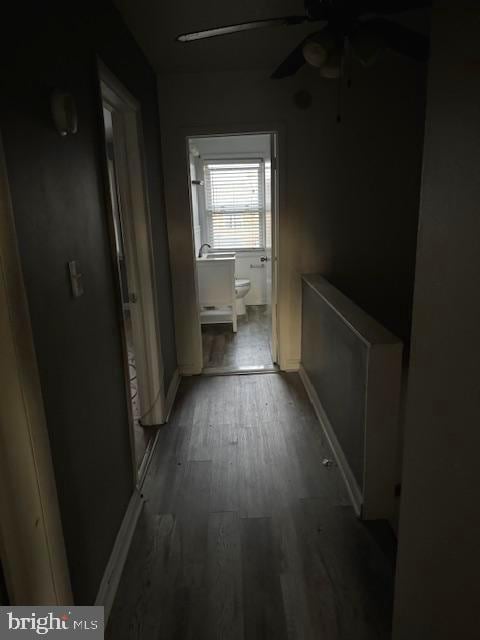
[235, 278, 251, 316]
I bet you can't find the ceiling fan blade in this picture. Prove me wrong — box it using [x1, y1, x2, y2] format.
[358, 1, 432, 15]
[362, 18, 429, 61]
[176, 16, 308, 42]
[271, 39, 309, 79]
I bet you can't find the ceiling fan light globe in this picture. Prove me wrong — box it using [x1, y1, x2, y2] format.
[302, 41, 328, 68]
[320, 65, 341, 79]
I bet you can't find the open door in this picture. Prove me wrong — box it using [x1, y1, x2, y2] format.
[99, 61, 166, 481]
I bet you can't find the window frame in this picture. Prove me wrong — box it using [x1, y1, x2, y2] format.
[200, 156, 267, 253]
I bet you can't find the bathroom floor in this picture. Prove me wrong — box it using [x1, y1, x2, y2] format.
[202, 304, 273, 371]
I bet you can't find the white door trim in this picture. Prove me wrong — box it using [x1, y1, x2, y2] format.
[182, 126, 283, 374]
[98, 61, 166, 473]
[269, 132, 279, 364]
[0, 132, 73, 604]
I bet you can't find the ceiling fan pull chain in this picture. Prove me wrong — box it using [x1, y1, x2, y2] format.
[336, 45, 346, 124]
[346, 37, 353, 89]
[336, 72, 343, 124]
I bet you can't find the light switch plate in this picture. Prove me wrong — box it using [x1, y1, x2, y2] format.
[68, 261, 84, 298]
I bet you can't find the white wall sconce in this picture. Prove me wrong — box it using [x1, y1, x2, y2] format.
[51, 90, 78, 136]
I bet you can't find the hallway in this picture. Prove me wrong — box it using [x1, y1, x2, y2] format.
[107, 373, 395, 639]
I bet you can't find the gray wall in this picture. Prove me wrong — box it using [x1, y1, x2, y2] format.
[393, 4, 480, 638]
[0, 2, 176, 603]
[159, 45, 427, 370]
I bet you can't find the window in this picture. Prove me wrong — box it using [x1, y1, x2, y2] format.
[203, 159, 265, 250]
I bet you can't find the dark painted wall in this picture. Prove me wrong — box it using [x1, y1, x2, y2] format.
[0, 2, 176, 603]
[0, 561, 8, 605]
[317, 59, 427, 350]
[159, 43, 428, 368]
[393, 4, 480, 637]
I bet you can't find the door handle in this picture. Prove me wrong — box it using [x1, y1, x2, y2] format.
[260, 256, 269, 263]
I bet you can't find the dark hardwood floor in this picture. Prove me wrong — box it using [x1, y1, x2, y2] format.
[202, 305, 273, 371]
[107, 373, 395, 640]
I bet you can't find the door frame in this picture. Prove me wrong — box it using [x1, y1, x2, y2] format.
[184, 128, 281, 373]
[0, 131, 72, 604]
[269, 133, 279, 364]
[97, 60, 166, 479]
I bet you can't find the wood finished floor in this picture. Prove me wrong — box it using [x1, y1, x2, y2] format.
[202, 305, 273, 370]
[107, 373, 395, 640]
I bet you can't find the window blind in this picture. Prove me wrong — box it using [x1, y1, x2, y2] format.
[265, 160, 272, 250]
[203, 160, 265, 250]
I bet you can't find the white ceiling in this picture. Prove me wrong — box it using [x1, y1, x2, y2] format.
[113, 0, 431, 75]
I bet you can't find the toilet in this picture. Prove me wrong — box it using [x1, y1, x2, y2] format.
[235, 278, 251, 315]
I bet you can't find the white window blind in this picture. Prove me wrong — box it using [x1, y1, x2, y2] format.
[203, 160, 265, 250]
[265, 160, 272, 250]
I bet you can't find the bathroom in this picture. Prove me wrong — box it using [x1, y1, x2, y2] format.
[188, 133, 277, 373]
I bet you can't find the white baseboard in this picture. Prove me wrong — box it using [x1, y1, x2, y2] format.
[95, 488, 144, 622]
[94, 373, 183, 622]
[299, 365, 363, 516]
[164, 368, 181, 422]
[137, 427, 160, 488]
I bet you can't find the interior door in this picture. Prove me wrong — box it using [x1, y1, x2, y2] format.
[103, 106, 150, 474]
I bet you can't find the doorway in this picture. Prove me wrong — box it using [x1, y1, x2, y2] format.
[99, 61, 165, 480]
[187, 133, 278, 374]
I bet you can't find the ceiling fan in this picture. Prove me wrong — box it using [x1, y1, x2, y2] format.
[176, 0, 431, 80]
